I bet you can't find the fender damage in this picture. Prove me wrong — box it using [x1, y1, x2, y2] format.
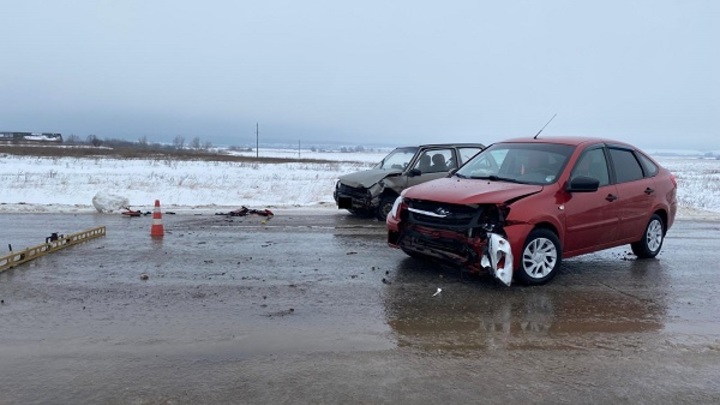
[389, 186, 540, 286]
[335, 170, 402, 212]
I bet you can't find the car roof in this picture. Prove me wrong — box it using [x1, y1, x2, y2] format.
[396, 143, 486, 149]
[498, 136, 636, 149]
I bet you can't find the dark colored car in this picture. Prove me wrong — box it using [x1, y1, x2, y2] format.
[334, 143, 485, 220]
[387, 137, 677, 286]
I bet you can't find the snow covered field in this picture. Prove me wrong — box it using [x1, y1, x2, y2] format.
[0, 150, 379, 214]
[0, 150, 718, 219]
[655, 157, 720, 215]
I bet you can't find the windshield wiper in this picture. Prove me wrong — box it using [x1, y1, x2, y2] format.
[454, 172, 468, 179]
[471, 175, 525, 184]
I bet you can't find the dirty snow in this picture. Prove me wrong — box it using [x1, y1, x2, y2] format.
[0, 150, 718, 220]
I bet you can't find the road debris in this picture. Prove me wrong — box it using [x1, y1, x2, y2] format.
[121, 207, 148, 217]
[265, 308, 295, 318]
[121, 207, 142, 217]
[432, 288, 442, 297]
[216, 206, 274, 217]
[1, 227, 106, 273]
[139, 273, 149, 281]
[45, 232, 62, 243]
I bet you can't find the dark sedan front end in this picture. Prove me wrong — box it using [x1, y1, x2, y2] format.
[334, 182, 375, 212]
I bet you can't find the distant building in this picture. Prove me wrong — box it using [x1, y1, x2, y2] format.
[0, 132, 63, 143]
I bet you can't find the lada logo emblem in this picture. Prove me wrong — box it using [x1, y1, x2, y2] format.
[435, 207, 451, 216]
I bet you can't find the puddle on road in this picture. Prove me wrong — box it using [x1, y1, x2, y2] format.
[384, 284, 667, 352]
[381, 245, 720, 353]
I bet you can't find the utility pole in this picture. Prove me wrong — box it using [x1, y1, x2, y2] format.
[256, 122, 259, 159]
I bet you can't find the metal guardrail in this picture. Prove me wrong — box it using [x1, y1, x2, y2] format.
[0, 226, 106, 273]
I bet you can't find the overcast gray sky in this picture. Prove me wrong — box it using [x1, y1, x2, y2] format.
[1, 1, 717, 150]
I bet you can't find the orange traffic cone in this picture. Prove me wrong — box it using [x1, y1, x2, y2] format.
[150, 199, 164, 238]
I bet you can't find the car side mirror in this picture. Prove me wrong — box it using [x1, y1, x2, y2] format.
[567, 176, 600, 193]
[408, 168, 422, 177]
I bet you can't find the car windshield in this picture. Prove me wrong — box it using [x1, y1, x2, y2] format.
[456, 142, 575, 185]
[374, 147, 418, 170]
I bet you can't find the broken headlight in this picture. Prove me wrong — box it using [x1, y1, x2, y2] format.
[389, 196, 404, 219]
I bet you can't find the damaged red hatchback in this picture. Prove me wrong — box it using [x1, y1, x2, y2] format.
[387, 137, 677, 286]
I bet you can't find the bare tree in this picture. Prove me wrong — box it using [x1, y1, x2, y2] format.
[190, 137, 201, 150]
[87, 134, 102, 147]
[202, 141, 213, 151]
[173, 135, 185, 150]
[138, 136, 148, 147]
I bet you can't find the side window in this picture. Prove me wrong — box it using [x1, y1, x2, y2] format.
[457, 147, 483, 164]
[413, 151, 434, 172]
[609, 148, 644, 183]
[420, 149, 454, 173]
[636, 152, 658, 177]
[571, 148, 609, 186]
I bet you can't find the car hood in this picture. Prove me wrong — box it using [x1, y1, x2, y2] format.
[402, 177, 543, 205]
[338, 169, 401, 188]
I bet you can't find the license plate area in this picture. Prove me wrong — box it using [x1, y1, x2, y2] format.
[338, 197, 353, 209]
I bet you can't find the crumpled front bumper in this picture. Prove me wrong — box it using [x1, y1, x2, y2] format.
[335, 184, 379, 211]
[387, 202, 514, 286]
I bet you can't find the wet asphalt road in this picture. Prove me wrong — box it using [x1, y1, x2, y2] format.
[1, 211, 719, 404]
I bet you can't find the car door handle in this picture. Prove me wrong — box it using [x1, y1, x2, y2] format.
[605, 194, 618, 202]
[644, 187, 655, 195]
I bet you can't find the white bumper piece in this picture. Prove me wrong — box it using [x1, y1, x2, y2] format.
[481, 233, 513, 286]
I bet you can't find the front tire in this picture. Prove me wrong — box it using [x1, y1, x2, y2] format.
[515, 228, 562, 285]
[376, 195, 396, 221]
[631, 214, 665, 258]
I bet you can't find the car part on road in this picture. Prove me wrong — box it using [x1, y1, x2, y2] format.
[121, 207, 146, 217]
[216, 206, 275, 217]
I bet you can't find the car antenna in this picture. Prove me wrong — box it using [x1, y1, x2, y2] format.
[533, 113, 557, 139]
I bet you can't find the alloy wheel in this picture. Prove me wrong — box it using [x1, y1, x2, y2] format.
[646, 218, 663, 253]
[522, 237, 558, 279]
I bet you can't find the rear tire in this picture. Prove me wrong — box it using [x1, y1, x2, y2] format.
[631, 214, 664, 258]
[515, 228, 562, 286]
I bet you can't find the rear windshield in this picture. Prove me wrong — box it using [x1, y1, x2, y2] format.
[457, 142, 575, 185]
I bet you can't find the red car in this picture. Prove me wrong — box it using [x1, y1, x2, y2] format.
[387, 137, 677, 286]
